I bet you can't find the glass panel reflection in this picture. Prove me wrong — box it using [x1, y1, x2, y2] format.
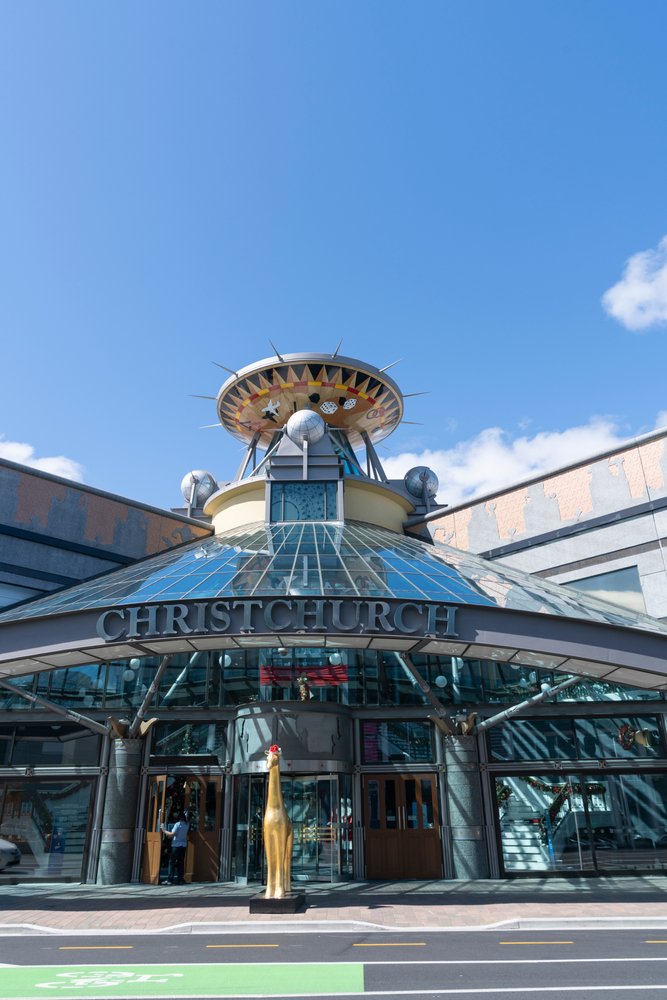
[421, 779, 435, 829]
[232, 773, 345, 884]
[404, 779, 418, 829]
[489, 719, 577, 761]
[575, 717, 664, 759]
[361, 721, 433, 764]
[6, 650, 663, 713]
[0, 779, 94, 880]
[385, 780, 397, 830]
[496, 775, 595, 873]
[495, 772, 667, 874]
[5, 520, 665, 640]
[367, 780, 380, 831]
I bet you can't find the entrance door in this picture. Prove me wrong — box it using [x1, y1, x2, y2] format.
[231, 773, 353, 884]
[363, 773, 442, 879]
[142, 774, 223, 884]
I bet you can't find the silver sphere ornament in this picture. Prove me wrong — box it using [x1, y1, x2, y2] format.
[181, 470, 218, 505]
[404, 466, 439, 500]
[286, 409, 326, 446]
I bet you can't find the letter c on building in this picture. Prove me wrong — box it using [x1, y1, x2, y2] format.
[96, 609, 127, 641]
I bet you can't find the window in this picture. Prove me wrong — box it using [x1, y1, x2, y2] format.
[1, 724, 100, 767]
[562, 566, 645, 614]
[495, 771, 667, 874]
[489, 719, 577, 761]
[151, 723, 227, 764]
[0, 778, 95, 880]
[361, 720, 433, 764]
[575, 716, 664, 759]
[270, 482, 338, 522]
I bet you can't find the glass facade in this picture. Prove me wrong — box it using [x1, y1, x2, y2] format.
[491, 714, 667, 875]
[496, 772, 667, 874]
[0, 723, 100, 767]
[231, 773, 353, 884]
[4, 520, 666, 634]
[3, 652, 664, 714]
[151, 723, 227, 764]
[361, 721, 433, 764]
[489, 716, 664, 761]
[0, 778, 94, 880]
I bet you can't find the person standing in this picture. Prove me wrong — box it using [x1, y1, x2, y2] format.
[161, 811, 189, 885]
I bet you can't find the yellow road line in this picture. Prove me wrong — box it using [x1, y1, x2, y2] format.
[353, 942, 426, 947]
[499, 941, 573, 945]
[59, 946, 134, 950]
[645, 940, 667, 944]
[206, 943, 280, 949]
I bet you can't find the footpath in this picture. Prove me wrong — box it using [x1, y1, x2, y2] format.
[1, 876, 667, 934]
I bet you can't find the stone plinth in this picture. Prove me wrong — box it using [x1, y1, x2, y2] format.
[249, 892, 306, 914]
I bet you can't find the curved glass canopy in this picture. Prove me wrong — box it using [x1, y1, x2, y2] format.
[2, 520, 666, 636]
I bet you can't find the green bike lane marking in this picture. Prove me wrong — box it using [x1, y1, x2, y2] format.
[2, 962, 364, 999]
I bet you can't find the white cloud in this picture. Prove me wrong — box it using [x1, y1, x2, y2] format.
[384, 418, 626, 507]
[0, 437, 84, 482]
[602, 235, 667, 331]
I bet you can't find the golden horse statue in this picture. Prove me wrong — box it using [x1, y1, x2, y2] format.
[263, 744, 293, 898]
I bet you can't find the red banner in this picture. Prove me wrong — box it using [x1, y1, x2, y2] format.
[259, 663, 348, 686]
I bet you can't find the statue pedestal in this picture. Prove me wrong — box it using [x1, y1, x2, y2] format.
[249, 892, 306, 914]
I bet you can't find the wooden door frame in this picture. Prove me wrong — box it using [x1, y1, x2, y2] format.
[362, 772, 442, 880]
[141, 772, 224, 885]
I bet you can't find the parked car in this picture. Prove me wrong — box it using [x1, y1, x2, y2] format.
[0, 837, 21, 870]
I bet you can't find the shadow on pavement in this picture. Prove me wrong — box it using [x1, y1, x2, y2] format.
[2, 877, 667, 914]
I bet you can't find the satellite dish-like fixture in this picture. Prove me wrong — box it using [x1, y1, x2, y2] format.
[286, 409, 326, 447]
[404, 465, 439, 500]
[180, 470, 218, 508]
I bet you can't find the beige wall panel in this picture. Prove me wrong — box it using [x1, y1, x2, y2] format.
[344, 481, 412, 532]
[207, 481, 266, 533]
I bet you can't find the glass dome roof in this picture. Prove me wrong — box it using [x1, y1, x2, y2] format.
[2, 520, 666, 636]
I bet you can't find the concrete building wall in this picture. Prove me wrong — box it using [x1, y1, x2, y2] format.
[0, 458, 212, 608]
[430, 428, 667, 621]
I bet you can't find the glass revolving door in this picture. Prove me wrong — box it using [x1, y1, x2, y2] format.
[232, 773, 353, 884]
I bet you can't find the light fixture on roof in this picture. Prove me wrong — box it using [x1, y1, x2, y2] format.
[180, 470, 218, 514]
[404, 466, 439, 500]
[286, 409, 326, 446]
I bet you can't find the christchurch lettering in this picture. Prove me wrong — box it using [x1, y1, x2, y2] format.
[96, 599, 457, 642]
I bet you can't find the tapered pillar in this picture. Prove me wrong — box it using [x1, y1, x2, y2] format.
[97, 739, 143, 885]
[444, 735, 489, 879]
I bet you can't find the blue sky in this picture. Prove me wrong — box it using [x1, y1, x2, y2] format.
[2, 2, 667, 509]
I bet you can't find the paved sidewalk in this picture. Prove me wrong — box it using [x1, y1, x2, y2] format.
[2, 877, 667, 934]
